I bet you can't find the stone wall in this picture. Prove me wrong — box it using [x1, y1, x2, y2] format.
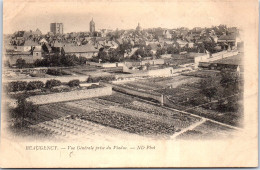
[6, 75, 89, 84]
[27, 86, 112, 105]
[194, 50, 239, 68]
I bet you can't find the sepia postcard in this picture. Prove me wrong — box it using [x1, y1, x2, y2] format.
[0, 0, 258, 168]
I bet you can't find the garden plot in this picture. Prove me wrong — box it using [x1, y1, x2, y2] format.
[182, 70, 220, 78]
[30, 116, 148, 141]
[31, 90, 235, 139]
[121, 101, 201, 129]
[36, 98, 176, 137]
[156, 76, 200, 88]
[31, 117, 103, 138]
[124, 82, 159, 91]
[99, 92, 135, 104]
[78, 109, 175, 136]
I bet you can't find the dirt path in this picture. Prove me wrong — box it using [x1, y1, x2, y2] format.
[170, 118, 207, 139]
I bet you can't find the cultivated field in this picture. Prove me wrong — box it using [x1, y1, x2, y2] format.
[29, 92, 203, 140]
[114, 70, 243, 127]
[26, 69, 242, 140]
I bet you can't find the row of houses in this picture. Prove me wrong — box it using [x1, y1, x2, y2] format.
[4, 25, 241, 67]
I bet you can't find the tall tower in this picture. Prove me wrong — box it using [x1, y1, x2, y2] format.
[90, 18, 95, 34]
[50, 23, 63, 34]
[136, 22, 142, 32]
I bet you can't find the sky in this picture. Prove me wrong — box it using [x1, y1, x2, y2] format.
[3, 0, 254, 34]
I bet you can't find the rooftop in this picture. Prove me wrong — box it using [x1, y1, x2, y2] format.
[63, 44, 99, 53]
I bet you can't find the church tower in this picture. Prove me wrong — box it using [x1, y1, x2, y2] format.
[136, 22, 142, 32]
[90, 18, 95, 34]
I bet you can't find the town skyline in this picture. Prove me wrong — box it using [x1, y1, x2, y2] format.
[4, 1, 246, 34]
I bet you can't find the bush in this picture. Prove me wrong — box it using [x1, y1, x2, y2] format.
[46, 69, 63, 76]
[87, 75, 116, 83]
[7, 81, 28, 92]
[27, 81, 44, 90]
[87, 84, 101, 89]
[45, 79, 61, 89]
[16, 58, 26, 69]
[68, 79, 80, 87]
[51, 85, 70, 93]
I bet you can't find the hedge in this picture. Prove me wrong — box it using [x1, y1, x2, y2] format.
[27, 81, 45, 90]
[45, 79, 62, 89]
[7, 81, 28, 92]
[87, 75, 116, 83]
[68, 79, 80, 87]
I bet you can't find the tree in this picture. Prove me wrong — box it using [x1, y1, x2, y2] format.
[220, 71, 240, 96]
[156, 47, 167, 58]
[12, 96, 39, 128]
[16, 58, 26, 69]
[78, 56, 87, 65]
[166, 46, 179, 54]
[203, 41, 216, 53]
[135, 48, 146, 58]
[200, 78, 218, 102]
[34, 59, 43, 67]
[97, 48, 109, 63]
[60, 55, 77, 66]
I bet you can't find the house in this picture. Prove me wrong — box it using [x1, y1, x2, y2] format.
[62, 44, 99, 58]
[217, 34, 238, 49]
[124, 47, 139, 58]
[97, 40, 118, 49]
[188, 42, 195, 48]
[164, 30, 172, 39]
[5, 51, 42, 65]
[140, 59, 165, 66]
[16, 40, 41, 52]
[210, 35, 218, 43]
[160, 54, 172, 59]
[32, 46, 43, 58]
[51, 40, 64, 53]
[115, 38, 123, 45]
[39, 38, 48, 45]
[148, 42, 161, 54]
[174, 39, 188, 48]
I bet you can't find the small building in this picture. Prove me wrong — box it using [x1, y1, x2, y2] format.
[33, 46, 43, 58]
[140, 59, 165, 66]
[160, 54, 172, 59]
[217, 34, 237, 49]
[62, 44, 99, 58]
[16, 40, 41, 52]
[5, 51, 42, 66]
